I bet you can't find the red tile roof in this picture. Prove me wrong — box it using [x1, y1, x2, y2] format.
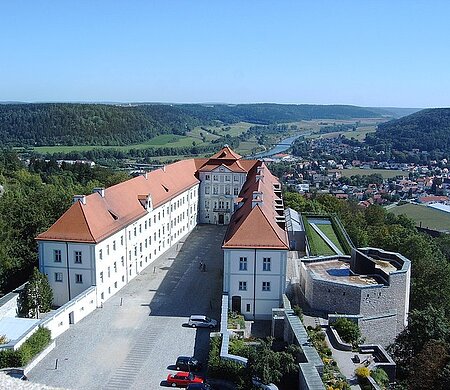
[223, 162, 289, 250]
[37, 159, 199, 243]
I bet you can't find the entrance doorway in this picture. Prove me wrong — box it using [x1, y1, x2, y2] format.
[218, 214, 224, 224]
[231, 295, 241, 313]
[68, 311, 74, 324]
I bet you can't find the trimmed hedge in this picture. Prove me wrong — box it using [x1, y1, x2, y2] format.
[0, 327, 51, 368]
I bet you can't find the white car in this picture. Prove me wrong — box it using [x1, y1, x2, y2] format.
[188, 315, 218, 329]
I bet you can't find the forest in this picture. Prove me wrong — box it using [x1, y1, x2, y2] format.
[0, 103, 381, 147]
[284, 192, 450, 390]
[366, 108, 450, 157]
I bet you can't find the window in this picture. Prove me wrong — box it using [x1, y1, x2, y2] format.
[75, 274, 83, 284]
[121, 256, 124, 266]
[246, 304, 251, 312]
[74, 251, 82, 264]
[225, 187, 230, 195]
[205, 200, 209, 209]
[114, 262, 117, 272]
[263, 257, 271, 271]
[107, 245, 110, 255]
[234, 187, 239, 195]
[239, 281, 247, 291]
[239, 257, 248, 271]
[128, 231, 131, 240]
[144, 221, 147, 230]
[54, 249, 62, 263]
[139, 224, 142, 233]
[205, 174, 210, 180]
[55, 272, 63, 282]
[213, 186, 218, 195]
[114, 281, 117, 289]
[113, 241, 116, 251]
[108, 267, 111, 277]
[134, 227, 137, 236]
[101, 292, 104, 300]
[205, 186, 210, 195]
[139, 243, 142, 253]
[234, 175, 239, 182]
[99, 249, 103, 260]
[213, 175, 218, 181]
[100, 272, 104, 283]
[121, 235, 124, 245]
[134, 247, 137, 256]
[225, 175, 230, 181]
[262, 282, 271, 291]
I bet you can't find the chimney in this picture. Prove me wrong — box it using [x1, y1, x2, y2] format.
[162, 165, 166, 172]
[73, 195, 86, 205]
[93, 188, 105, 197]
[144, 172, 148, 180]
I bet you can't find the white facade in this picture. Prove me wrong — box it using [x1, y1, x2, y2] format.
[198, 166, 247, 225]
[223, 248, 287, 320]
[40, 184, 199, 307]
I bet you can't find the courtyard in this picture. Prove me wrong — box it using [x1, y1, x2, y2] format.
[29, 225, 227, 389]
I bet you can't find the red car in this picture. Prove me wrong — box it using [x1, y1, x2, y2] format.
[167, 371, 204, 387]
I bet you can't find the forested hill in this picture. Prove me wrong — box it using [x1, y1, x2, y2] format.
[366, 108, 450, 154]
[0, 103, 381, 146]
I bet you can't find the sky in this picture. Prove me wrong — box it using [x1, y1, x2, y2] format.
[1, 1, 449, 107]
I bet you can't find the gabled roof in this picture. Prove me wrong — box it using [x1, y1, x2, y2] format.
[223, 162, 289, 250]
[37, 159, 199, 243]
[209, 146, 242, 160]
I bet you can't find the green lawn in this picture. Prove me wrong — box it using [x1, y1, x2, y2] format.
[317, 224, 345, 253]
[330, 168, 407, 179]
[307, 226, 336, 256]
[390, 203, 450, 232]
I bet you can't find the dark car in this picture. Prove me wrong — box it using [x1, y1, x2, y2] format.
[1, 368, 28, 381]
[176, 356, 202, 372]
[187, 384, 212, 390]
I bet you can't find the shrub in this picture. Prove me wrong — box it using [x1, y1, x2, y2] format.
[371, 367, 389, 387]
[293, 305, 303, 320]
[333, 318, 361, 345]
[0, 327, 51, 368]
[355, 366, 371, 378]
[0, 335, 8, 345]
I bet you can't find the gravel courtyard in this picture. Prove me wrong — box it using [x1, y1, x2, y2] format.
[29, 225, 226, 390]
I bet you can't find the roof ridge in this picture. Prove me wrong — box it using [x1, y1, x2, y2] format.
[254, 204, 288, 249]
[76, 201, 97, 243]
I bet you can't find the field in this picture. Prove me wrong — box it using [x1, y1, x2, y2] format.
[330, 168, 407, 179]
[26, 134, 207, 155]
[308, 227, 336, 256]
[390, 203, 450, 232]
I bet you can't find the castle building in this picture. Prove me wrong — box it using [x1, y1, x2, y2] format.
[37, 147, 289, 316]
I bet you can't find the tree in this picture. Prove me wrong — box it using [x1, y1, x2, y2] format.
[333, 318, 361, 345]
[17, 268, 53, 318]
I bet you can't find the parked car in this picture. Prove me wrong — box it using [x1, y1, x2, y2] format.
[167, 371, 204, 387]
[175, 356, 202, 372]
[187, 384, 212, 390]
[188, 315, 218, 329]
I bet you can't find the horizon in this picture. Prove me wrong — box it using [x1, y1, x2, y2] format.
[1, 1, 450, 107]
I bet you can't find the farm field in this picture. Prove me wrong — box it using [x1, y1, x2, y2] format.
[330, 168, 407, 179]
[390, 203, 450, 232]
[26, 134, 207, 154]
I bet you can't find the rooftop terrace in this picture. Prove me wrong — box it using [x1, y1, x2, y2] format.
[306, 259, 384, 286]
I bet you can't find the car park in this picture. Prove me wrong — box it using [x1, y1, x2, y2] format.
[187, 315, 218, 329]
[167, 371, 204, 387]
[175, 356, 202, 372]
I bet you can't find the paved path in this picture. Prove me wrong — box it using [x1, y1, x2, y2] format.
[28, 225, 227, 390]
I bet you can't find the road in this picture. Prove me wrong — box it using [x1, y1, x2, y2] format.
[28, 225, 227, 390]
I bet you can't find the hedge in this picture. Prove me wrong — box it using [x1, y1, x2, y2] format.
[0, 327, 51, 368]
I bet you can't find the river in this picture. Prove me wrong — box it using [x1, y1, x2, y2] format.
[251, 132, 310, 158]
